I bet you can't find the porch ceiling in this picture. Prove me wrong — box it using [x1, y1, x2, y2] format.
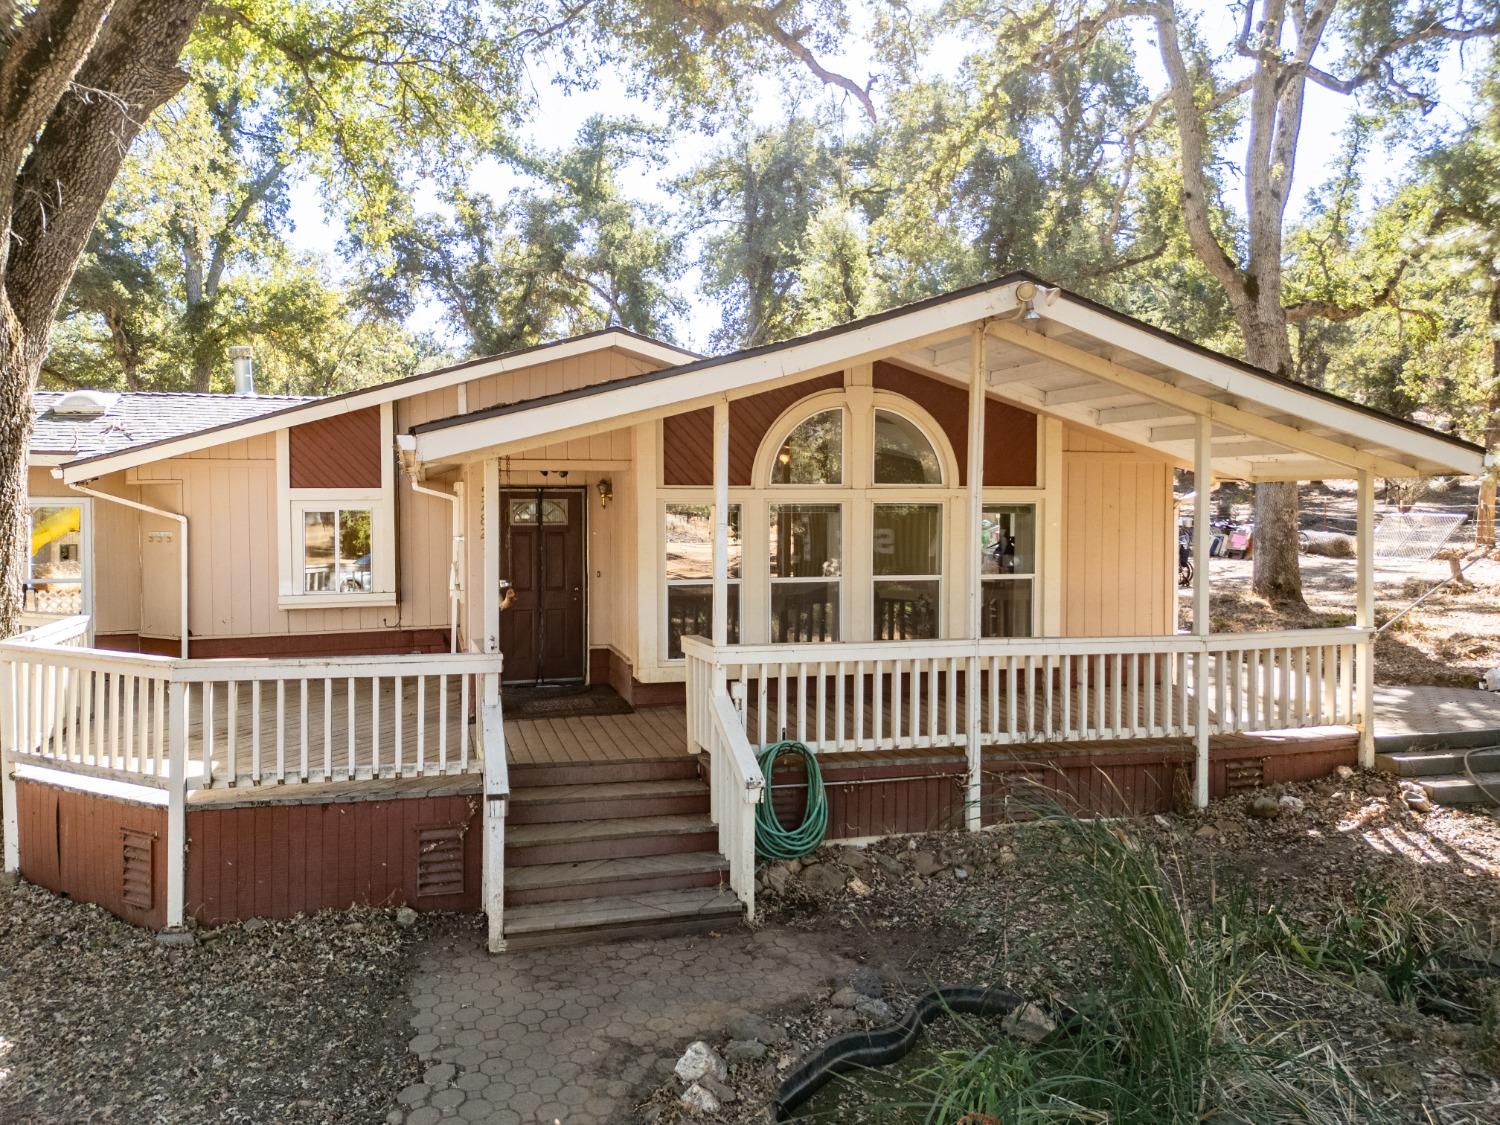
[408, 276, 1485, 483]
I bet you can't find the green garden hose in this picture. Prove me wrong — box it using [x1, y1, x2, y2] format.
[754, 740, 828, 860]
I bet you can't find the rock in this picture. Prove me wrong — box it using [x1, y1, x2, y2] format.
[994, 847, 1017, 867]
[873, 853, 905, 876]
[953, 866, 969, 882]
[854, 996, 894, 1022]
[911, 851, 948, 877]
[725, 1039, 767, 1064]
[242, 917, 269, 934]
[1153, 814, 1172, 828]
[1194, 824, 1219, 839]
[1247, 795, 1280, 819]
[847, 876, 872, 897]
[699, 1074, 737, 1104]
[1335, 764, 1355, 780]
[799, 863, 849, 896]
[834, 846, 871, 872]
[836, 966, 884, 998]
[394, 906, 418, 928]
[674, 1041, 728, 1085]
[1404, 788, 1433, 813]
[155, 928, 196, 947]
[726, 1012, 786, 1045]
[1277, 795, 1305, 814]
[827, 1008, 858, 1027]
[829, 987, 861, 1009]
[764, 865, 793, 894]
[1001, 1002, 1057, 1044]
[680, 1082, 721, 1114]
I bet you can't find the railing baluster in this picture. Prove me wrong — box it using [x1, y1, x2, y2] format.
[796, 663, 807, 744]
[1145, 654, 1157, 735]
[816, 661, 827, 750]
[834, 661, 845, 751]
[891, 660, 902, 749]
[757, 664, 768, 748]
[227, 681, 238, 786]
[201, 679, 214, 786]
[275, 680, 286, 782]
[252, 680, 262, 784]
[393, 674, 404, 777]
[323, 678, 333, 781]
[1043, 655, 1055, 738]
[347, 677, 357, 779]
[416, 675, 426, 775]
[777, 662, 788, 741]
[947, 656, 958, 745]
[298, 678, 310, 782]
[1061, 655, 1073, 740]
[459, 673, 471, 772]
[371, 676, 381, 776]
[873, 659, 884, 750]
[853, 661, 865, 750]
[439, 673, 449, 771]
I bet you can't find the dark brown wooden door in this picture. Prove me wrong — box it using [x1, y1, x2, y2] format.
[499, 489, 586, 683]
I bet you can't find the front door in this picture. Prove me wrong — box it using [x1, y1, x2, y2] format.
[499, 488, 586, 684]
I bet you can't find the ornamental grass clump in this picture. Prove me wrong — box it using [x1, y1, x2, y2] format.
[896, 817, 1378, 1124]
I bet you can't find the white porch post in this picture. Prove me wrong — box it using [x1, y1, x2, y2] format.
[712, 399, 730, 652]
[1, 660, 18, 874]
[1356, 469, 1376, 767]
[480, 458, 507, 952]
[964, 325, 986, 830]
[1192, 415, 1212, 808]
[165, 679, 188, 929]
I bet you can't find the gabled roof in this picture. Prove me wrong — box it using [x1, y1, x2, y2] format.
[32, 390, 316, 461]
[409, 273, 1488, 481]
[53, 327, 696, 483]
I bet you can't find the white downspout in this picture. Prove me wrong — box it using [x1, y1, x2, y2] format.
[63, 476, 189, 658]
[401, 450, 462, 654]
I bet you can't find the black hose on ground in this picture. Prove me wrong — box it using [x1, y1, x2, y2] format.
[772, 985, 1033, 1121]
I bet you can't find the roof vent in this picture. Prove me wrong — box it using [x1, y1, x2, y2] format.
[51, 390, 119, 417]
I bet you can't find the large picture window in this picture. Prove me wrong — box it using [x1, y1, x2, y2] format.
[771, 408, 843, 485]
[980, 504, 1036, 637]
[769, 503, 841, 642]
[873, 410, 943, 484]
[664, 503, 741, 659]
[873, 503, 942, 639]
[26, 501, 88, 618]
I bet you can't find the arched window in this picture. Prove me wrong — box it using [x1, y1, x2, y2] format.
[771, 409, 843, 485]
[873, 409, 942, 484]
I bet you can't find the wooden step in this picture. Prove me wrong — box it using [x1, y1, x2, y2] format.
[507, 778, 709, 825]
[508, 755, 702, 789]
[1413, 772, 1500, 807]
[502, 887, 744, 950]
[504, 851, 728, 906]
[1377, 747, 1500, 778]
[507, 814, 719, 866]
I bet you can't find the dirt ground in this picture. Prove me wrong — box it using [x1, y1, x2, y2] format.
[720, 775, 1500, 1123]
[1186, 550, 1500, 689]
[0, 884, 425, 1123]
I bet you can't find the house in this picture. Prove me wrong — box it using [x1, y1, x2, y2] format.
[3, 274, 1486, 951]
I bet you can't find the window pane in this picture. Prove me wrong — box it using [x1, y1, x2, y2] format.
[666, 584, 741, 659]
[873, 503, 941, 576]
[337, 509, 373, 592]
[769, 504, 841, 578]
[981, 581, 1033, 638]
[665, 504, 742, 581]
[509, 500, 538, 524]
[771, 582, 840, 643]
[28, 504, 84, 615]
[874, 580, 940, 640]
[540, 499, 568, 525]
[771, 409, 842, 484]
[873, 410, 942, 484]
[303, 510, 336, 592]
[981, 505, 1036, 576]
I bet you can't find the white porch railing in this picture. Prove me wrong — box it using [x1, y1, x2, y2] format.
[682, 627, 1371, 754]
[0, 618, 506, 933]
[704, 684, 764, 920]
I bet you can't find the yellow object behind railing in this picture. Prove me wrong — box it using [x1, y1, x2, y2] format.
[30, 506, 79, 558]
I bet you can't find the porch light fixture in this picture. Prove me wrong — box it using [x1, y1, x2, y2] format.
[778, 450, 792, 466]
[597, 478, 613, 508]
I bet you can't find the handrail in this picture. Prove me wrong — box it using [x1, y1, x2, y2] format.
[681, 627, 1372, 668]
[5, 615, 92, 647]
[706, 682, 764, 920]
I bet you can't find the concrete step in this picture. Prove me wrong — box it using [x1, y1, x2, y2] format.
[1377, 746, 1500, 778]
[504, 851, 728, 906]
[508, 755, 702, 790]
[502, 887, 744, 950]
[1375, 727, 1500, 755]
[507, 814, 719, 867]
[1411, 772, 1500, 807]
[507, 778, 710, 825]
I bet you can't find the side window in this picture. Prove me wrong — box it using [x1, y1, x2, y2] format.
[26, 502, 88, 618]
[980, 504, 1036, 637]
[664, 504, 741, 659]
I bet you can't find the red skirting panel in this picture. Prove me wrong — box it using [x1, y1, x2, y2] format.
[185, 795, 481, 926]
[15, 778, 168, 931]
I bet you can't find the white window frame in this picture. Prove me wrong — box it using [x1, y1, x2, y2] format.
[979, 501, 1039, 637]
[661, 499, 743, 661]
[276, 403, 398, 610]
[24, 495, 93, 622]
[871, 500, 944, 640]
[766, 499, 846, 644]
[871, 408, 948, 487]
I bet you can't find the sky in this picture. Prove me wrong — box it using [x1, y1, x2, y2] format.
[282, 1, 1485, 355]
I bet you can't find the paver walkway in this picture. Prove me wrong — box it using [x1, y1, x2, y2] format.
[390, 924, 858, 1125]
[1374, 684, 1500, 740]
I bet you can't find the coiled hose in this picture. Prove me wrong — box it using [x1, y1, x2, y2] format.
[755, 740, 828, 860]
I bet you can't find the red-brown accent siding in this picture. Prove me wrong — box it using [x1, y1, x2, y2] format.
[185, 795, 480, 926]
[16, 778, 168, 930]
[873, 362, 1038, 486]
[96, 629, 449, 659]
[288, 407, 383, 489]
[661, 374, 844, 486]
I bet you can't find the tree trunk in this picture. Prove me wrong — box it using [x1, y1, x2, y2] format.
[1244, 316, 1306, 606]
[1478, 284, 1500, 549]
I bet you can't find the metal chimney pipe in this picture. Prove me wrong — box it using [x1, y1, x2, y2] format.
[229, 344, 255, 395]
